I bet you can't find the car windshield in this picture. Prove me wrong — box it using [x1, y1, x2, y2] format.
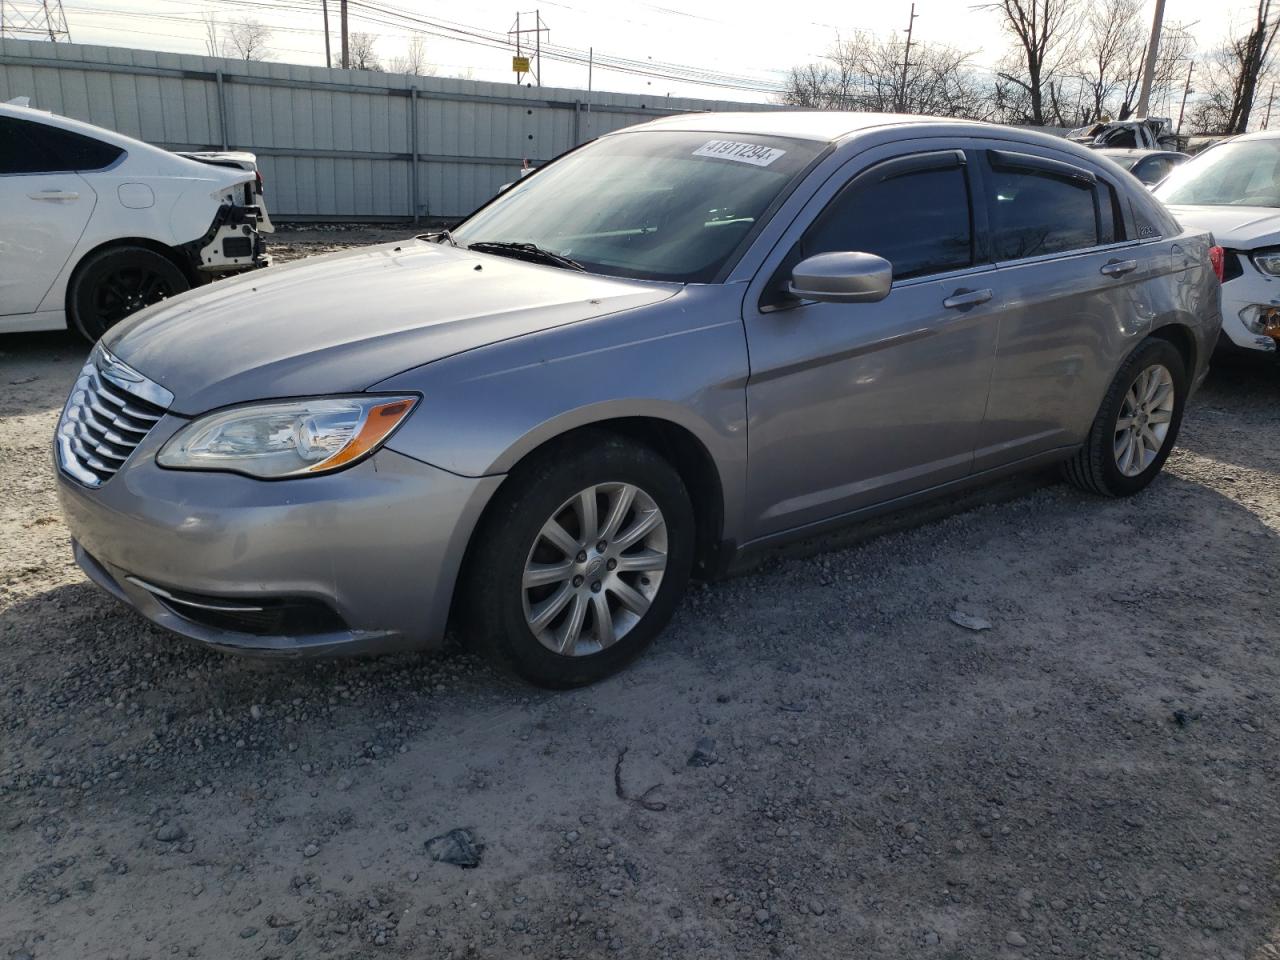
[450, 131, 824, 283]
[1156, 139, 1280, 207]
[1106, 154, 1140, 171]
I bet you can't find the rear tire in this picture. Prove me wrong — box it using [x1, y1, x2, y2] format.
[68, 245, 188, 342]
[460, 432, 695, 688]
[1062, 337, 1187, 497]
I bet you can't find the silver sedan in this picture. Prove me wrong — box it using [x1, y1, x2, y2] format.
[55, 112, 1222, 686]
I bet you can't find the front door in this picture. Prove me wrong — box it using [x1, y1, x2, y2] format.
[742, 146, 1000, 541]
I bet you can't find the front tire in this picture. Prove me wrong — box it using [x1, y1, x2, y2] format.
[461, 433, 695, 688]
[1062, 337, 1187, 497]
[68, 246, 189, 342]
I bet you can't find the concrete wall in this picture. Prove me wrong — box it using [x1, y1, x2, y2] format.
[0, 38, 782, 220]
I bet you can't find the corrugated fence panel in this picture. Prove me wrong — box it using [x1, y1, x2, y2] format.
[0, 37, 784, 220]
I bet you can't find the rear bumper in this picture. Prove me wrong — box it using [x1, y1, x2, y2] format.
[57, 435, 501, 656]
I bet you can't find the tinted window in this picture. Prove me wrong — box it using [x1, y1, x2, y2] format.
[0, 117, 123, 174]
[987, 165, 1101, 260]
[803, 164, 972, 280]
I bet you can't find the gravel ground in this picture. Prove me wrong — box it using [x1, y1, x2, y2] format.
[2, 232, 1279, 960]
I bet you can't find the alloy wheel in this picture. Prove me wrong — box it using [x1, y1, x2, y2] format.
[521, 482, 668, 657]
[1113, 363, 1175, 477]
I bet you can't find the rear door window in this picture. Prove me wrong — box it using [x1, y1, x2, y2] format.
[0, 117, 123, 174]
[985, 153, 1115, 260]
[803, 159, 973, 280]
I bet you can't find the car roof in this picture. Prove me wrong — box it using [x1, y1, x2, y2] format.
[1098, 148, 1185, 158]
[621, 111, 992, 143]
[1217, 129, 1280, 143]
[0, 101, 170, 159]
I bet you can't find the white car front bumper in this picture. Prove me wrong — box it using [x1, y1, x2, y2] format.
[1220, 251, 1280, 355]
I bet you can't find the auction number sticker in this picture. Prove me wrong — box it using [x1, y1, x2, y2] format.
[692, 140, 786, 167]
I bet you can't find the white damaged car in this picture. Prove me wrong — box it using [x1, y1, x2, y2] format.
[1155, 131, 1280, 358]
[0, 100, 272, 341]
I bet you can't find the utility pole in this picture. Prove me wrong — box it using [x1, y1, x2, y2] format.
[508, 11, 549, 86]
[1265, 82, 1277, 129]
[1176, 61, 1194, 134]
[340, 0, 349, 69]
[897, 2, 917, 113]
[322, 0, 331, 68]
[1135, 0, 1167, 117]
[588, 46, 592, 92]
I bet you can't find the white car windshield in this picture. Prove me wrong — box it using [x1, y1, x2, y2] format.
[1156, 139, 1280, 207]
[451, 131, 824, 283]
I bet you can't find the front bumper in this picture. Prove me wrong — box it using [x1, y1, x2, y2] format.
[56, 427, 501, 656]
[1219, 263, 1280, 355]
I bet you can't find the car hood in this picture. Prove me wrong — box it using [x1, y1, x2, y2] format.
[1163, 204, 1280, 249]
[105, 239, 679, 414]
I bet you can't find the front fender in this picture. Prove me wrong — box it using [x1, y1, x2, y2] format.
[374, 286, 751, 542]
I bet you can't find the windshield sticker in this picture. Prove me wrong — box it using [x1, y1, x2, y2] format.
[692, 140, 786, 167]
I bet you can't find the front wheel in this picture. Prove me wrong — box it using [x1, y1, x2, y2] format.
[461, 434, 695, 688]
[1062, 337, 1188, 497]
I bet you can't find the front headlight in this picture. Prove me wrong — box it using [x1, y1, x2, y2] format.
[1252, 250, 1280, 276]
[157, 395, 418, 478]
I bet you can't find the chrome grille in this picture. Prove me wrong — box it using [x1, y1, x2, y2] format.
[56, 345, 173, 488]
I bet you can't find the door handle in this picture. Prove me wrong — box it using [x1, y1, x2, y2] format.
[942, 288, 993, 310]
[1100, 259, 1138, 277]
[28, 190, 80, 201]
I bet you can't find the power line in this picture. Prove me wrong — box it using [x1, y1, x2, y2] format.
[61, 0, 789, 94]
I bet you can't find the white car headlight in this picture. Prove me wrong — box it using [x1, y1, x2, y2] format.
[157, 395, 418, 478]
[1252, 251, 1280, 276]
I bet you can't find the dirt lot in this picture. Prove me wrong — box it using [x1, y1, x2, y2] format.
[2, 232, 1279, 960]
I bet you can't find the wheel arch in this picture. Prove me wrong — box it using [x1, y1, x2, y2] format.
[452, 414, 730, 638]
[64, 236, 199, 312]
[1147, 321, 1197, 377]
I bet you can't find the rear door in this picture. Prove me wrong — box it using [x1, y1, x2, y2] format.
[0, 117, 112, 316]
[741, 144, 1000, 540]
[970, 144, 1171, 469]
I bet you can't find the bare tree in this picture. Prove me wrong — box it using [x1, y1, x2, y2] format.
[1230, 0, 1280, 132]
[1076, 0, 1144, 121]
[348, 32, 382, 71]
[201, 14, 221, 58]
[389, 32, 436, 76]
[222, 18, 272, 61]
[980, 0, 1082, 125]
[780, 31, 987, 118]
[1073, 3, 1194, 124]
[1189, 5, 1280, 136]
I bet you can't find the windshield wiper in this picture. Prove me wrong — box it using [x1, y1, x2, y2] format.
[467, 241, 585, 272]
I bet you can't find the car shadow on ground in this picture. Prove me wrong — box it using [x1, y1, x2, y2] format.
[5, 459, 1277, 785]
[5, 466, 1280, 959]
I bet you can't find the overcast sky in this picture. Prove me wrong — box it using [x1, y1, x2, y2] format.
[44, 0, 1267, 112]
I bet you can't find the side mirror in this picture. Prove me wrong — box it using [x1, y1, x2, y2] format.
[789, 252, 893, 304]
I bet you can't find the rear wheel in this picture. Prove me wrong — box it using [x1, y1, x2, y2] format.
[69, 246, 188, 342]
[1062, 337, 1187, 497]
[461, 434, 694, 687]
